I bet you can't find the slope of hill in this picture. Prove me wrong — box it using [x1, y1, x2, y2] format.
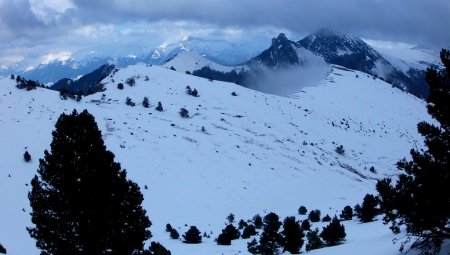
[162, 50, 238, 73]
[148, 36, 264, 66]
[0, 64, 434, 254]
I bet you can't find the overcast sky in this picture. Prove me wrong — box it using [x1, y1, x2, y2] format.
[0, 0, 449, 66]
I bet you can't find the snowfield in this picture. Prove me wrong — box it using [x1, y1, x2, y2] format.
[0, 63, 441, 254]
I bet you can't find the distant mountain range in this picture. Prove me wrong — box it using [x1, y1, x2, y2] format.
[3, 30, 440, 98]
[166, 30, 439, 98]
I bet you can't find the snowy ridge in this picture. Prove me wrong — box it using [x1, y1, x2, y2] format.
[162, 50, 238, 73]
[0, 64, 433, 254]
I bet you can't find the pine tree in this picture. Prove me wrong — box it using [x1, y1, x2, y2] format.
[298, 206, 307, 215]
[359, 194, 378, 222]
[301, 220, 311, 231]
[226, 213, 235, 224]
[238, 219, 248, 229]
[258, 213, 283, 255]
[253, 214, 263, 229]
[27, 110, 151, 255]
[223, 224, 240, 240]
[320, 216, 346, 246]
[183, 226, 202, 244]
[281, 216, 304, 254]
[148, 241, 171, 255]
[165, 224, 173, 232]
[242, 225, 257, 239]
[143, 97, 150, 108]
[155, 102, 163, 112]
[23, 151, 31, 162]
[377, 49, 450, 252]
[217, 233, 232, 245]
[340, 206, 353, 221]
[308, 209, 321, 222]
[0, 243, 6, 254]
[305, 228, 324, 251]
[169, 229, 179, 240]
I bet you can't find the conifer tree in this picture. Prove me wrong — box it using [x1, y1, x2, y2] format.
[183, 226, 202, 244]
[305, 228, 324, 251]
[281, 216, 304, 254]
[0, 243, 5, 254]
[340, 206, 353, 221]
[248, 212, 283, 255]
[359, 194, 379, 222]
[27, 110, 151, 255]
[377, 49, 450, 252]
[320, 216, 346, 246]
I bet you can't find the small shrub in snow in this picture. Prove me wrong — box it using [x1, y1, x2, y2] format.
[125, 77, 135, 86]
[322, 214, 331, 222]
[308, 209, 321, 223]
[155, 102, 163, 112]
[183, 226, 202, 244]
[335, 145, 345, 155]
[169, 229, 179, 239]
[125, 97, 135, 106]
[298, 205, 307, 215]
[226, 213, 235, 224]
[369, 166, 377, 173]
[170, 66, 176, 71]
[165, 224, 173, 232]
[320, 216, 346, 246]
[185, 86, 199, 97]
[24, 151, 31, 162]
[142, 97, 149, 108]
[179, 108, 189, 118]
[231, 91, 238, 96]
[117, 83, 124, 90]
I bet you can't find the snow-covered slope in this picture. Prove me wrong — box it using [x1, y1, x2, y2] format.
[149, 36, 264, 66]
[162, 51, 238, 73]
[0, 64, 433, 254]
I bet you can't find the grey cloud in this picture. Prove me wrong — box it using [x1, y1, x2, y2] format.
[67, 0, 450, 48]
[0, 0, 449, 52]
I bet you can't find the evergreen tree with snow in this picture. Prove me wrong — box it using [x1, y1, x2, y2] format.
[248, 212, 283, 255]
[27, 110, 151, 255]
[183, 226, 202, 244]
[242, 224, 257, 239]
[305, 228, 324, 251]
[298, 205, 307, 215]
[23, 151, 31, 162]
[143, 97, 150, 108]
[308, 209, 321, 222]
[358, 194, 379, 222]
[281, 216, 304, 254]
[301, 219, 311, 231]
[320, 216, 346, 246]
[0, 243, 5, 254]
[340, 205, 353, 221]
[253, 214, 263, 229]
[155, 102, 163, 112]
[377, 49, 450, 252]
[148, 241, 171, 255]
